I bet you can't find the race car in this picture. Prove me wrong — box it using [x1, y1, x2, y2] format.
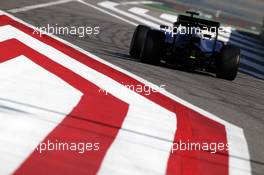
[129, 11, 240, 80]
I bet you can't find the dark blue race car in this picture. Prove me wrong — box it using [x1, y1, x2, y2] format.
[129, 11, 240, 80]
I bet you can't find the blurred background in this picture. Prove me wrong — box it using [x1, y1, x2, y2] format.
[147, 0, 264, 37]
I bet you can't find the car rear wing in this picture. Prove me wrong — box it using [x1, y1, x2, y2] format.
[174, 14, 220, 29]
[173, 12, 220, 55]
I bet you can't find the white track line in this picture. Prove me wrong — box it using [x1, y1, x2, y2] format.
[8, 0, 75, 13]
[0, 9, 252, 175]
[98, 1, 160, 29]
[129, 7, 172, 27]
[77, 0, 137, 26]
[121, 1, 162, 5]
[160, 13, 178, 23]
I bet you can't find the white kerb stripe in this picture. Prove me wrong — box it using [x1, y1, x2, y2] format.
[129, 7, 172, 27]
[98, 1, 160, 29]
[121, 1, 162, 5]
[8, 0, 75, 13]
[0, 56, 81, 174]
[160, 13, 178, 23]
[227, 126, 251, 175]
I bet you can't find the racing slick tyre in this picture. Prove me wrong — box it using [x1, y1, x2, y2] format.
[140, 30, 165, 64]
[216, 45, 240, 80]
[129, 25, 150, 58]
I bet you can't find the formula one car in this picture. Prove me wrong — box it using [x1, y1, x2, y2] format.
[129, 11, 240, 80]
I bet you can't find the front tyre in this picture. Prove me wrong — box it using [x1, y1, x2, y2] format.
[216, 45, 240, 81]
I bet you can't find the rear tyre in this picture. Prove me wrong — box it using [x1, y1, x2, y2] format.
[216, 45, 240, 80]
[129, 25, 150, 58]
[140, 30, 165, 64]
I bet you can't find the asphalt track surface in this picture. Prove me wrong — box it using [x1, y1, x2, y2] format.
[0, 0, 264, 174]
